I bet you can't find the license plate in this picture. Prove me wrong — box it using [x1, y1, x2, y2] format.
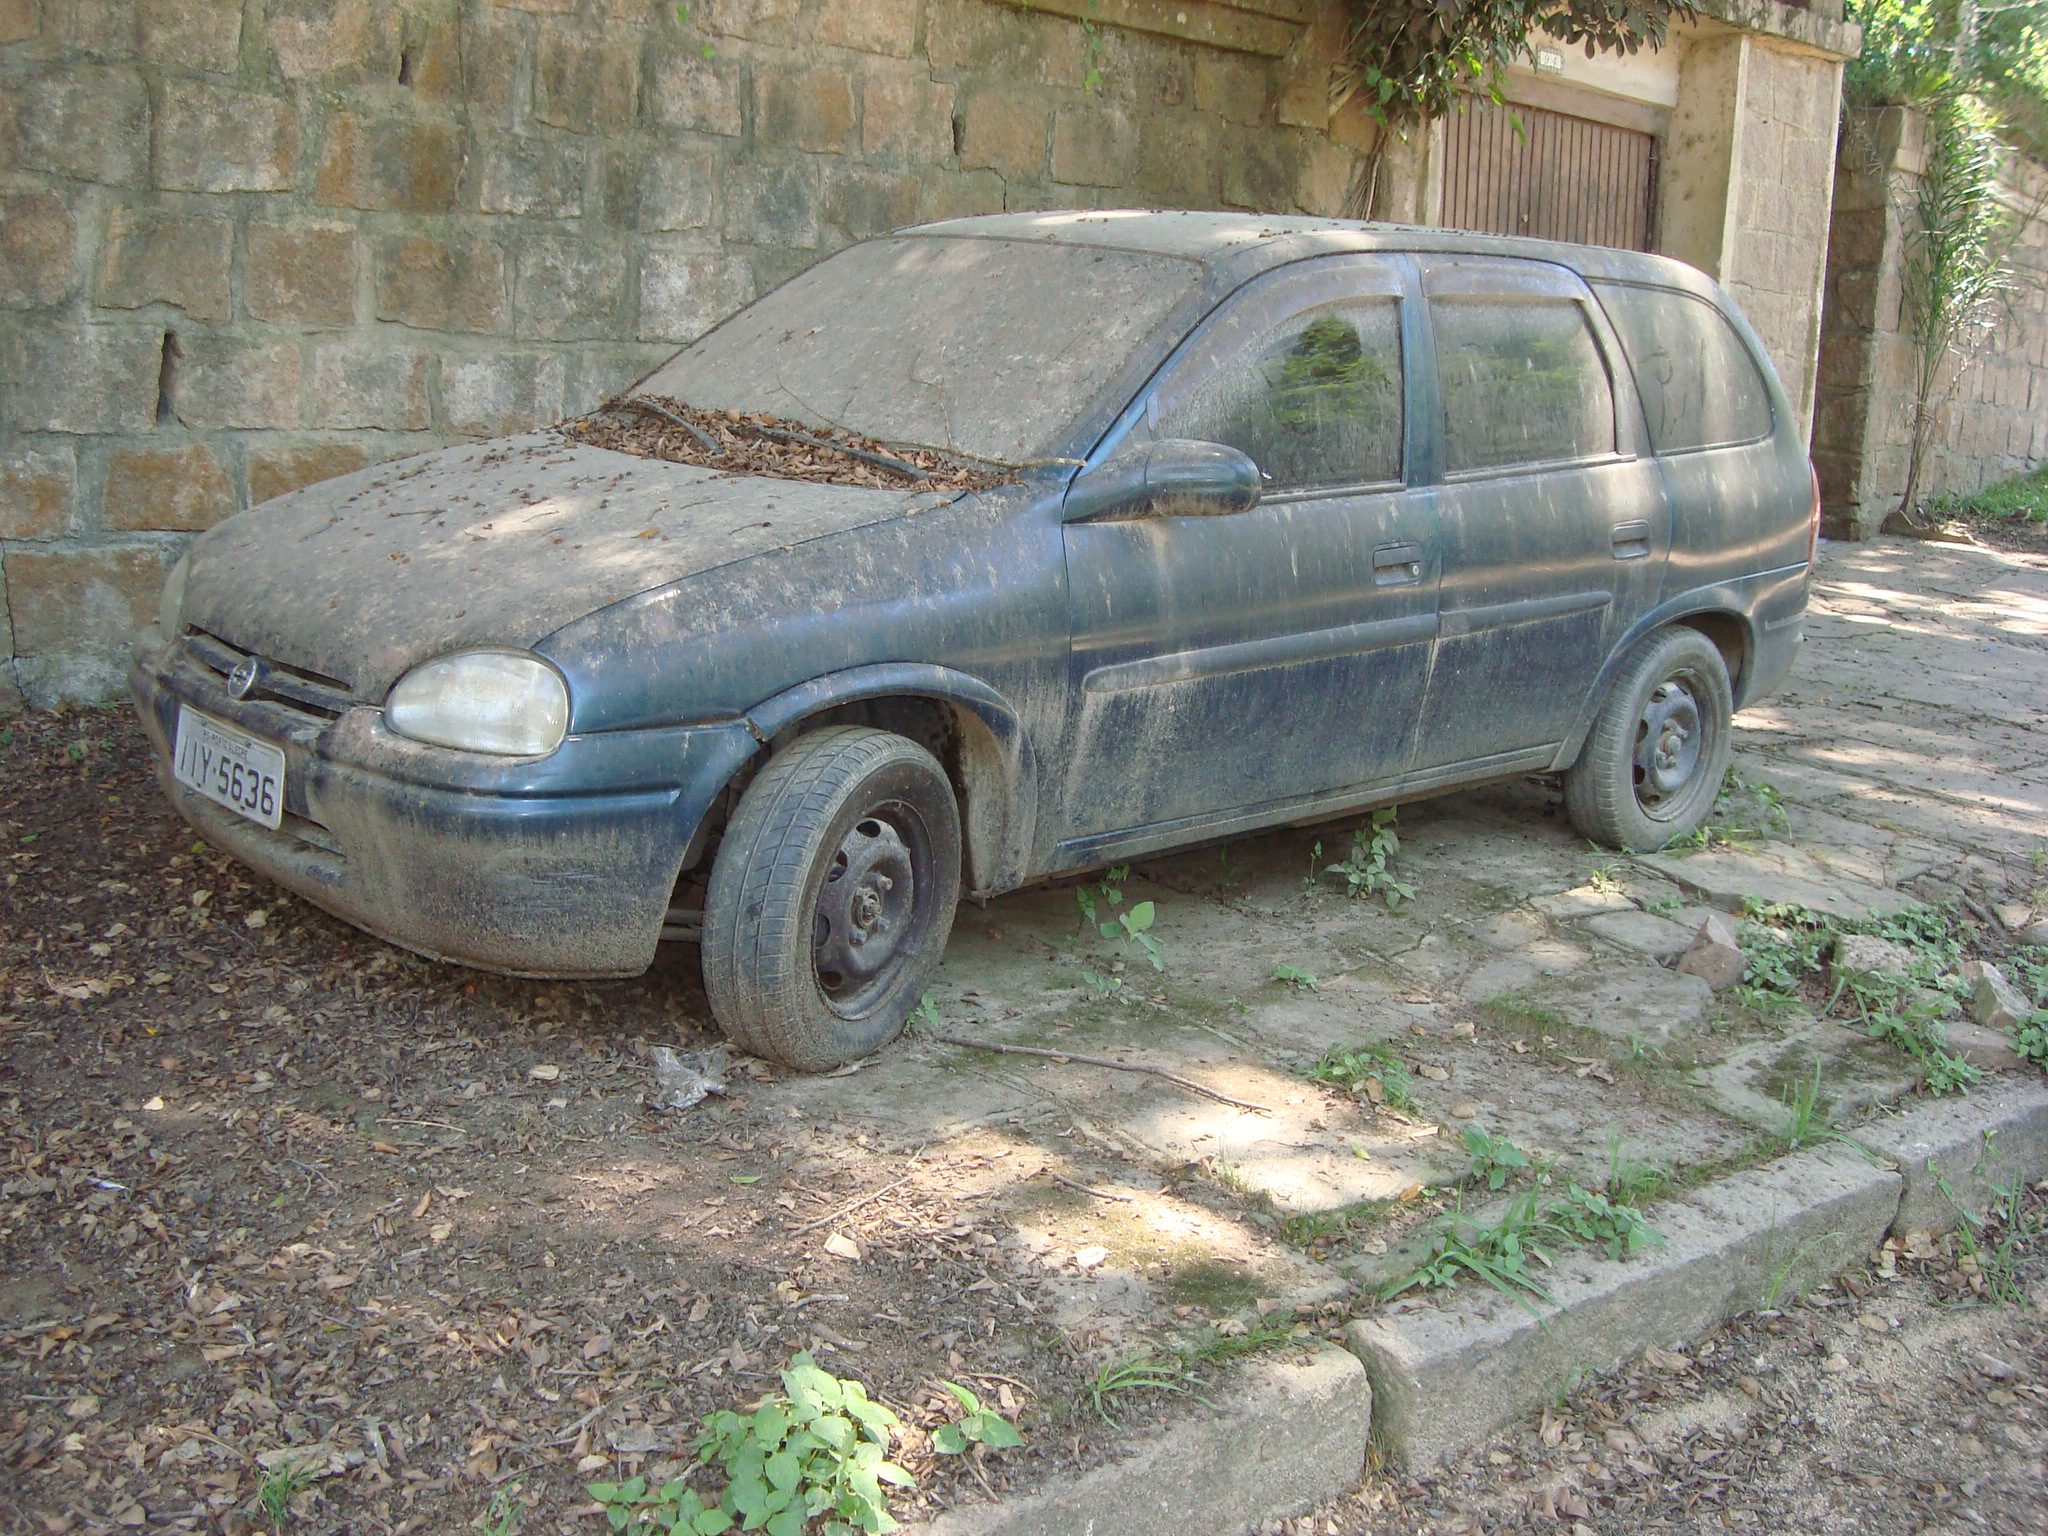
[172, 707, 285, 830]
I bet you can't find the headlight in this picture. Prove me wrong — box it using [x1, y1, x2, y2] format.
[385, 651, 569, 756]
[157, 553, 190, 636]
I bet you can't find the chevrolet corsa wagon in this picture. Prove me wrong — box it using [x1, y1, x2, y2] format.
[132, 211, 1818, 1069]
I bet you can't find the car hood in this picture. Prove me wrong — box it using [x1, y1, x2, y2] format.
[182, 433, 953, 698]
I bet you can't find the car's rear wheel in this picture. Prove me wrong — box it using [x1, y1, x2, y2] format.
[701, 726, 961, 1071]
[1563, 627, 1734, 852]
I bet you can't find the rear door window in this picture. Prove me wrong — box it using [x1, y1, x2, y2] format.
[1155, 299, 1404, 490]
[1430, 298, 1616, 473]
[1592, 282, 1774, 453]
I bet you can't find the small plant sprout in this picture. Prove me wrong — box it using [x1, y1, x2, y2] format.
[1084, 1353, 1201, 1429]
[1461, 1123, 1532, 1190]
[1324, 808, 1414, 908]
[1078, 866, 1163, 972]
[1308, 1041, 1419, 1113]
[910, 994, 942, 1032]
[929, 1382, 1022, 1456]
[1271, 962, 1319, 991]
[254, 1457, 316, 1532]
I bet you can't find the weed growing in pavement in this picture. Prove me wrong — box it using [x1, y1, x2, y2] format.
[1669, 770, 1792, 851]
[1076, 865, 1163, 973]
[929, 1382, 1022, 1456]
[1588, 865, 1625, 895]
[1461, 1123, 1533, 1190]
[1324, 808, 1415, 908]
[1279, 1197, 1404, 1250]
[1083, 1354, 1204, 1428]
[254, 1458, 315, 1532]
[1271, 961, 1319, 991]
[1605, 1133, 1672, 1207]
[1308, 1041, 1420, 1113]
[1384, 1174, 1668, 1308]
[1545, 1184, 1662, 1260]
[589, 1352, 919, 1536]
[1179, 1319, 1302, 1365]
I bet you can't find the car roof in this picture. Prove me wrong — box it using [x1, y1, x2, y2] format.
[906, 209, 1719, 301]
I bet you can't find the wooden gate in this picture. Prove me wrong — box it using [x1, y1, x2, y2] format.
[1440, 101, 1659, 251]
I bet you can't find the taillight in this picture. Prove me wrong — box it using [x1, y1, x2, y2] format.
[1806, 464, 1821, 565]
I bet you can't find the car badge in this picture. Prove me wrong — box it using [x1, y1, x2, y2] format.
[227, 657, 263, 699]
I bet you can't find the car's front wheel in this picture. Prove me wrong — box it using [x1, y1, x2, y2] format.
[1563, 627, 1734, 852]
[701, 726, 961, 1071]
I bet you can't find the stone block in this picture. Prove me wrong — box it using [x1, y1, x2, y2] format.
[247, 440, 375, 504]
[265, 0, 400, 79]
[305, 340, 431, 429]
[0, 0, 36, 45]
[958, 90, 1047, 179]
[0, 326, 161, 435]
[245, 220, 358, 326]
[810, 0, 913, 56]
[16, 64, 150, 186]
[861, 66, 954, 161]
[637, 247, 750, 343]
[719, 160, 822, 249]
[1293, 136, 1357, 215]
[439, 350, 567, 437]
[1195, 53, 1274, 124]
[169, 334, 303, 430]
[154, 79, 299, 193]
[637, 144, 722, 231]
[1134, 111, 1220, 204]
[462, 13, 525, 124]
[374, 232, 510, 334]
[39, 0, 130, 57]
[138, 0, 242, 69]
[914, 166, 1005, 225]
[1964, 962, 2030, 1032]
[93, 207, 233, 322]
[0, 191, 77, 308]
[649, 51, 744, 136]
[103, 441, 235, 532]
[822, 167, 919, 239]
[756, 67, 855, 155]
[534, 26, 640, 135]
[515, 234, 628, 341]
[1857, 1079, 2048, 1234]
[5, 544, 166, 657]
[0, 443, 75, 540]
[1343, 1145, 1900, 1466]
[473, 134, 589, 217]
[1672, 910, 1744, 989]
[927, 2, 1085, 87]
[1050, 103, 1136, 188]
[315, 110, 462, 212]
[1831, 932, 1916, 980]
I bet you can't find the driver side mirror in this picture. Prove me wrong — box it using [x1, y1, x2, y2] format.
[1063, 439, 1262, 523]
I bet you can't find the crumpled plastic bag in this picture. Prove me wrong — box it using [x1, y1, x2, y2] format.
[650, 1044, 731, 1111]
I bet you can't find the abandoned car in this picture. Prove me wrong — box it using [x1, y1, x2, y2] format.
[131, 211, 1818, 1070]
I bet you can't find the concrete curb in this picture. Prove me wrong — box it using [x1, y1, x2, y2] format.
[1342, 1144, 1901, 1467]
[1855, 1076, 2048, 1233]
[914, 1343, 1370, 1536]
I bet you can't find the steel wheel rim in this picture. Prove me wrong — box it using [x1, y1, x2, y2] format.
[1632, 675, 1708, 821]
[812, 803, 927, 1017]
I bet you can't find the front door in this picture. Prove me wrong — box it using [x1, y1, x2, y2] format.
[1054, 256, 1439, 858]
[1407, 255, 1668, 773]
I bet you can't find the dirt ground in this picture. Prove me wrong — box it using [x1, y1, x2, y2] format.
[4, 536, 2047, 1536]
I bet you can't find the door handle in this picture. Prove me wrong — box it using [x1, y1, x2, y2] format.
[1611, 520, 1652, 560]
[1373, 542, 1424, 586]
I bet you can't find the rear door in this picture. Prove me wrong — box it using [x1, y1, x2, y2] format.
[1054, 255, 1438, 851]
[1407, 256, 1668, 774]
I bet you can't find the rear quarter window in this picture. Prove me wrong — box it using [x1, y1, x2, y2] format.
[1593, 282, 1775, 454]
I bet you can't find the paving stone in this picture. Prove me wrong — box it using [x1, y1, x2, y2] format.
[1342, 1145, 1901, 1466]
[1856, 1078, 2048, 1233]
[1489, 964, 1715, 1052]
[1584, 908, 1696, 961]
[1638, 844, 1921, 922]
[1687, 1015, 1919, 1131]
[1831, 932, 1916, 980]
[919, 1344, 1369, 1536]
[1964, 963, 2029, 1031]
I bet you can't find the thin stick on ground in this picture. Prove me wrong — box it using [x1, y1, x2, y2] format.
[787, 1151, 929, 1236]
[928, 1033, 1270, 1114]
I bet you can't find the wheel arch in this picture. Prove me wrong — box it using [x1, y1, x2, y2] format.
[742, 664, 1039, 897]
[1554, 599, 1756, 771]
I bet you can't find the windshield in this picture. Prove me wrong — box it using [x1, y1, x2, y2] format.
[635, 235, 1204, 465]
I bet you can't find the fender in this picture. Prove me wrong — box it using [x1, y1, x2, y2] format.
[744, 662, 1040, 896]
[1549, 569, 1805, 771]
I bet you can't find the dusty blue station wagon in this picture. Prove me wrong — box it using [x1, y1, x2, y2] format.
[132, 211, 1818, 1069]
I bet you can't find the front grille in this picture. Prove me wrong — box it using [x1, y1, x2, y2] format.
[182, 631, 355, 722]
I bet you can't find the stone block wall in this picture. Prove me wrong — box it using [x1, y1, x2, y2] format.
[1813, 105, 2048, 537]
[0, 0, 1363, 707]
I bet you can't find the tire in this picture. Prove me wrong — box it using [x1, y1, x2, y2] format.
[701, 726, 961, 1071]
[1563, 627, 1734, 853]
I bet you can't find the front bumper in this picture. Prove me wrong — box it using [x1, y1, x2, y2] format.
[130, 628, 759, 978]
